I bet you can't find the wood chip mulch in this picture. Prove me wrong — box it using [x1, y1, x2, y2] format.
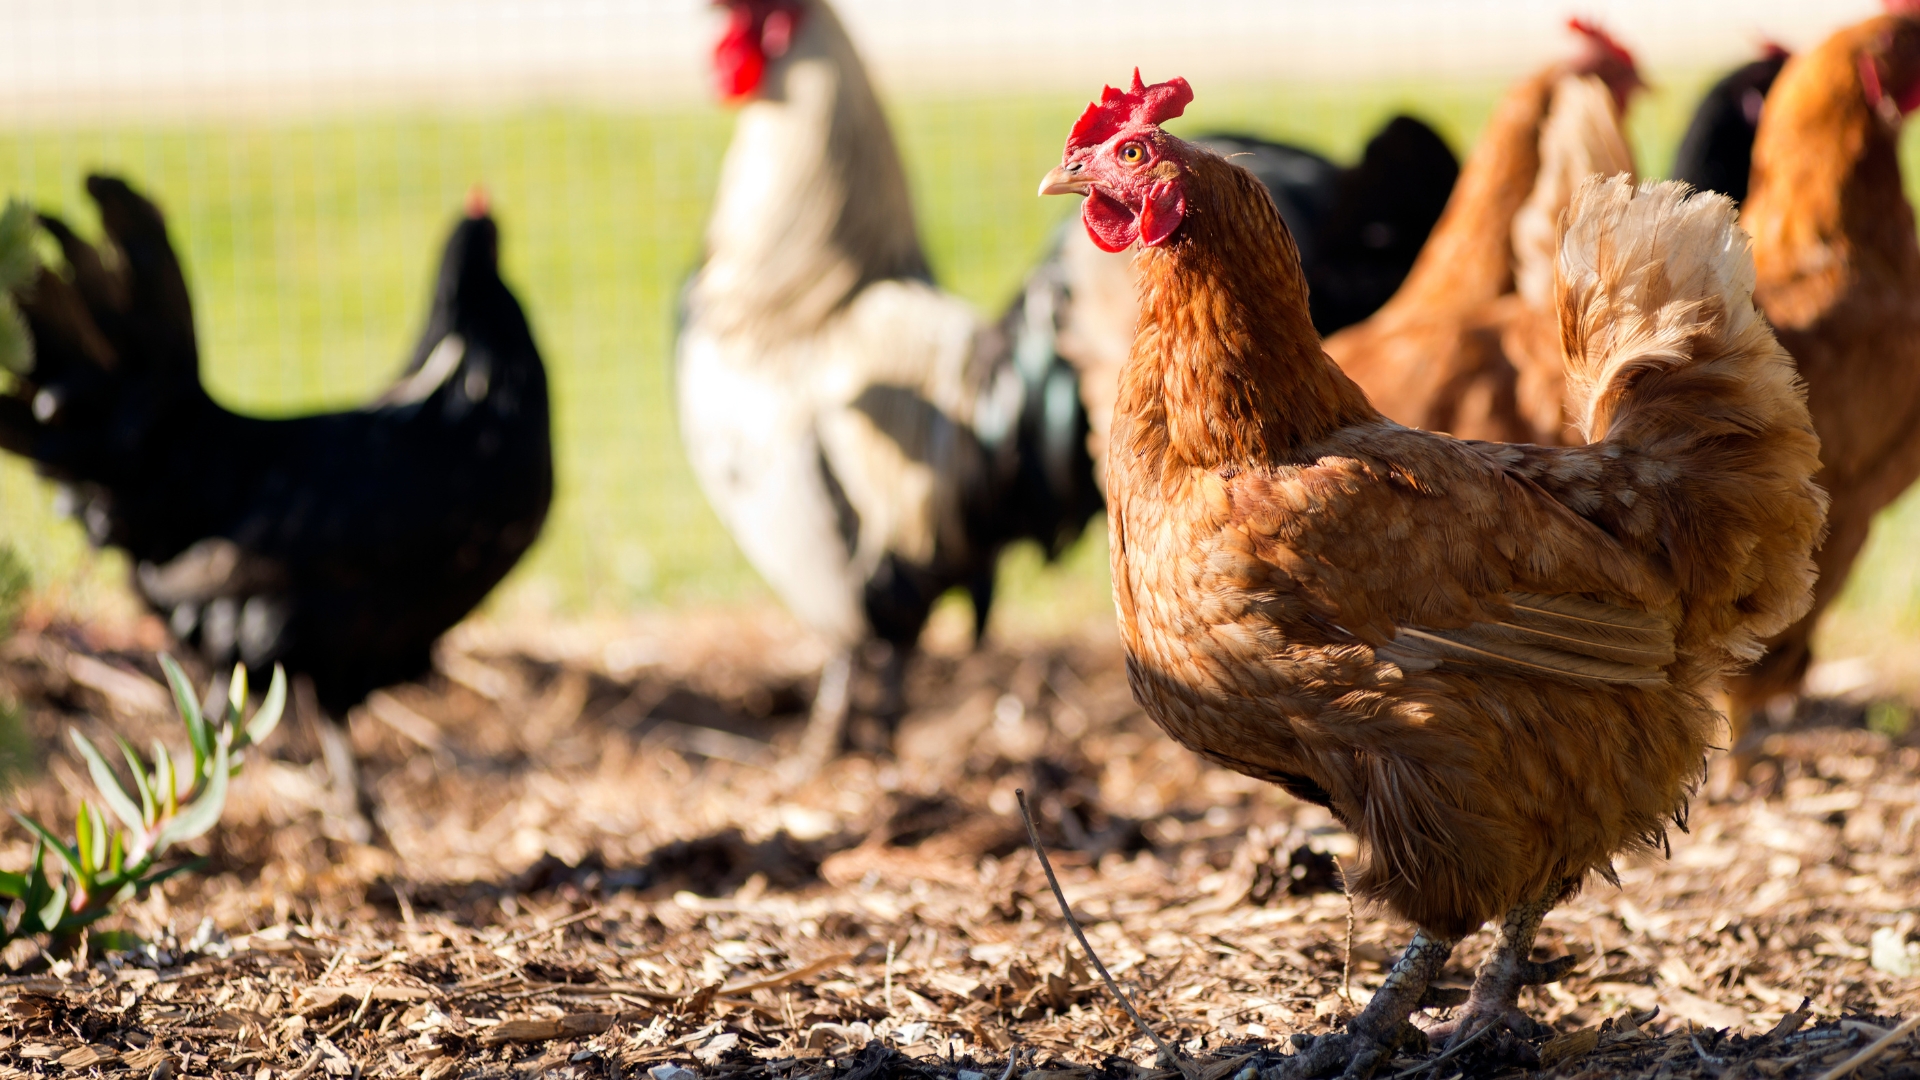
[2, 606, 1919, 1079]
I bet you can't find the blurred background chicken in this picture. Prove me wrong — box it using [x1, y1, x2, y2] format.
[0, 177, 553, 839]
[676, 0, 1100, 761]
[1725, 10, 1920, 747]
[1671, 45, 1791, 206]
[1043, 73, 1822, 1076]
[1323, 19, 1641, 447]
[1023, 112, 1458, 486]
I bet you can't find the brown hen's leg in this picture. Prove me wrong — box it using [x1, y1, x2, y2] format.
[1425, 878, 1579, 1049]
[1274, 929, 1456, 1080]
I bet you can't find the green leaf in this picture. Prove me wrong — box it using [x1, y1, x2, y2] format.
[134, 857, 204, 892]
[14, 814, 81, 883]
[228, 664, 248, 731]
[18, 841, 52, 933]
[117, 734, 157, 828]
[246, 666, 288, 749]
[153, 738, 228, 852]
[36, 877, 67, 932]
[0, 867, 26, 900]
[159, 654, 209, 780]
[91, 928, 148, 954]
[106, 829, 124, 878]
[87, 804, 109, 874]
[71, 804, 95, 885]
[153, 740, 177, 817]
[71, 730, 144, 835]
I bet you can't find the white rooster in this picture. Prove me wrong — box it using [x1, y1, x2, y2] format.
[676, 0, 1100, 761]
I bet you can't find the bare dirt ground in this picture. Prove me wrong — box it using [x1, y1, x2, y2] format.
[2, 604, 1919, 1080]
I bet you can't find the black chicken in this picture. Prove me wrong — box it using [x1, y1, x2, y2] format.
[1671, 47, 1790, 205]
[0, 176, 552, 835]
[1197, 117, 1461, 335]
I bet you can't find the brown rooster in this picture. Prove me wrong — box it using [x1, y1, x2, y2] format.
[1041, 74, 1823, 1076]
[1727, 11, 1920, 739]
[1325, 19, 1639, 446]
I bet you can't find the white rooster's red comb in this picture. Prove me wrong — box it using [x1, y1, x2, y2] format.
[1066, 69, 1194, 152]
[1568, 17, 1638, 73]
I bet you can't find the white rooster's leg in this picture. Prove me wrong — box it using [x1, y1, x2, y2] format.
[788, 651, 853, 779]
[1276, 929, 1456, 1079]
[1424, 878, 1579, 1051]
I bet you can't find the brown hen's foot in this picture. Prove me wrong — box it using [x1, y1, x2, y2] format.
[1270, 929, 1455, 1080]
[1424, 879, 1579, 1055]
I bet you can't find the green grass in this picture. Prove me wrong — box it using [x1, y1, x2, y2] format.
[0, 74, 1916, 650]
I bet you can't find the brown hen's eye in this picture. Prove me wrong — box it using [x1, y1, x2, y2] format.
[1120, 143, 1146, 164]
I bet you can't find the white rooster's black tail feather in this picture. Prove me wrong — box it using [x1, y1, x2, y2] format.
[983, 255, 1104, 562]
[1556, 175, 1826, 664]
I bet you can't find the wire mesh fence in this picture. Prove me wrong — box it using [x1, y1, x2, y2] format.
[0, 0, 1912, 653]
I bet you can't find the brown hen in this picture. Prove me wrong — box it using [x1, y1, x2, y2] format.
[1040, 73, 1824, 1077]
[1728, 12, 1920, 739]
[1325, 21, 1638, 446]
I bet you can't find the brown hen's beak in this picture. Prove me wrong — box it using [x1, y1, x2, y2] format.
[1038, 164, 1091, 196]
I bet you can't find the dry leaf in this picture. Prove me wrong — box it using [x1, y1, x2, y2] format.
[122, 1046, 169, 1073]
[1540, 1027, 1600, 1071]
[478, 1013, 616, 1046]
[57, 1045, 121, 1069]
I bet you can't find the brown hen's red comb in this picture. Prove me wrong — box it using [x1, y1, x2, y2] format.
[1066, 69, 1194, 152]
[1887, 0, 1920, 16]
[1568, 17, 1637, 72]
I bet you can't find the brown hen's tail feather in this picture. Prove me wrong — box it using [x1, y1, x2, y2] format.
[1556, 175, 1826, 664]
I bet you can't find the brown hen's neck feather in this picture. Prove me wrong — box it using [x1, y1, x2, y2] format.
[1746, 16, 1920, 324]
[1124, 153, 1379, 470]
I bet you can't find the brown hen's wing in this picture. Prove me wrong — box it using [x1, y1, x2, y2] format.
[1231, 423, 1678, 686]
[1381, 591, 1674, 686]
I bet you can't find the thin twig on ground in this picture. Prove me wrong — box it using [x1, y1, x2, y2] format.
[1016, 789, 1194, 1080]
[1333, 854, 1354, 1005]
[1815, 1014, 1920, 1080]
[1387, 1017, 1497, 1080]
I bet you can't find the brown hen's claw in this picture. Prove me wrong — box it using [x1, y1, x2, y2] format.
[1269, 930, 1455, 1080]
[1423, 879, 1579, 1052]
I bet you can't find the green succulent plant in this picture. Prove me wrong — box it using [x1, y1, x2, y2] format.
[0, 656, 285, 949]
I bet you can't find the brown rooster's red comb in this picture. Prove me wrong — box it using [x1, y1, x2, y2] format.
[1066, 69, 1194, 152]
[1886, 0, 1920, 17]
[1568, 17, 1638, 73]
